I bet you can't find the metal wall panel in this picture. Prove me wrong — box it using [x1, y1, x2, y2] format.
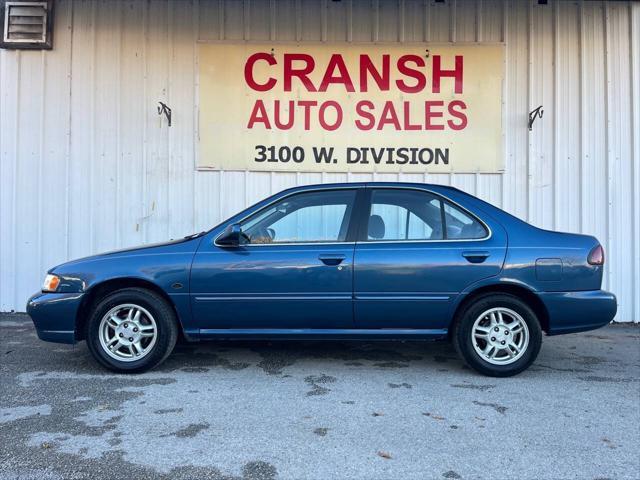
[0, 0, 638, 322]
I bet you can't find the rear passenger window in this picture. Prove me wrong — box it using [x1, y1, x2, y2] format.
[443, 202, 488, 240]
[365, 189, 488, 241]
[367, 190, 444, 241]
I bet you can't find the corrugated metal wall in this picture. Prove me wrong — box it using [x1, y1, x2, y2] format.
[1, 0, 638, 321]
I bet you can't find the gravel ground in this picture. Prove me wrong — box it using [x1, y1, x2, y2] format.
[1, 313, 639, 480]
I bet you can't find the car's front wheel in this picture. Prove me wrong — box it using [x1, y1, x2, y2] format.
[452, 293, 542, 377]
[85, 288, 178, 373]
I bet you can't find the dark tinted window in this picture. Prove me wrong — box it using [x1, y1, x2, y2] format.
[242, 190, 356, 244]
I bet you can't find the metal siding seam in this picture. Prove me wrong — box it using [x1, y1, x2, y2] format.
[500, 0, 507, 210]
[372, 0, 379, 42]
[270, 0, 276, 40]
[603, 1, 612, 294]
[398, 0, 404, 43]
[219, 169, 224, 223]
[347, 0, 353, 42]
[116, 2, 123, 248]
[11, 51, 21, 308]
[142, 1, 149, 243]
[245, 170, 249, 207]
[477, 0, 483, 42]
[193, 0, 200, 232]
[218, 0, 224, 40]
[167, 0, 173, 240]
[631, 2, 640, 321]
[526, 0, 532, 223]
[321, 0, 327, 42]
[64, 0, 74, 262]
[423, 0, 430, 42]
[579, 0, 585, 235]
[501, 0, 506, 43]
[0, 44, 3, 308]
[552, 0, 559, 230]
[37, 49, 45, 285]
[244, 0, 250, 41]
[89, 0, 97, 256]
[450, 0, 456, 43]
[295, 0, 302, 41]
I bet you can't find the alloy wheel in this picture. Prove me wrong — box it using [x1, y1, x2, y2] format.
[471, 307, 529, 365]
[98, 304, 157, 362]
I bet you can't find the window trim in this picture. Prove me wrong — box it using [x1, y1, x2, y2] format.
[358, 187, 492, 244]
[213, 187, 362, 248]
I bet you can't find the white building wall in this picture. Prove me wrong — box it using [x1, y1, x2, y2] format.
[0, 0, 638, 321]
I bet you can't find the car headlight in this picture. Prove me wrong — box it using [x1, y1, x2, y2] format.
[42, 274, 61, 292]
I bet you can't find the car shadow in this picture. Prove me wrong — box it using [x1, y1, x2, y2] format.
[159, 338, 463, 375]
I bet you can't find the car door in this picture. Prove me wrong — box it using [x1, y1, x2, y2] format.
[353, 188, 507, 330]
[190, 188, 359, 330]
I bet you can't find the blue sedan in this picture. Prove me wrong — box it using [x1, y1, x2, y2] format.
[27, 183, 617, 376]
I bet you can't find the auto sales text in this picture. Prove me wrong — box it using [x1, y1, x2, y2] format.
[243, 52, 468, 132]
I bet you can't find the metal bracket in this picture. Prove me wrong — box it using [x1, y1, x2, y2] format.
[157, 102, 172, 127]
[528, 105, 543, 131]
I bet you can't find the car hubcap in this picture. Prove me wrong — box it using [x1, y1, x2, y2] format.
[472, 307, 529, 365]
[98, 304, 157, 362]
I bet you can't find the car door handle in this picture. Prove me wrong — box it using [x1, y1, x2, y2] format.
[318, 254, 346, 266]
[462, 251, 490, 263]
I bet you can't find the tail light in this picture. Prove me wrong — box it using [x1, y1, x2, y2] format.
[588, 244, 605, 266]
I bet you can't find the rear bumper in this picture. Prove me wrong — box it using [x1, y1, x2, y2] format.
[539, 290, 617, 335]
[26, 291, 84, 344]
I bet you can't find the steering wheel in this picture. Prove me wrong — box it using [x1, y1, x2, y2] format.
[248, 227, 274, 244]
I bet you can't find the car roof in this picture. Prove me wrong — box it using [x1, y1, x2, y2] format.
[281, 181, 462, 193]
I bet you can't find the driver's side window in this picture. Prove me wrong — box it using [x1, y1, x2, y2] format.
[241, 190, 356, 244]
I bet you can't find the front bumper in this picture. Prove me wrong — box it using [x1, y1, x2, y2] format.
[26, 291, 85, 344]
[539, 290, 617, 335]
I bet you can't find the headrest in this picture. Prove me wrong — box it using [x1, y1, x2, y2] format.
[368, 215, 385, 239]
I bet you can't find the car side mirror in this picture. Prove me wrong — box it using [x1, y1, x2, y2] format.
[216, 223, 247, 247]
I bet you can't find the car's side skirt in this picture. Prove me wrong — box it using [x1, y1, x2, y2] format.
[192, 328, 448, 341]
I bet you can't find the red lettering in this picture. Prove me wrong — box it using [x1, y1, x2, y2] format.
[425, 100, 445, 130]
[359, 54, 390, 92]
[432, 55, 463, 94]
[319, 54, 355, 92]
[274, 100, 295, 130]
[355, 100, 376, 130]
[297, 100, 317, 130]
[403, 102, 421, 130]
[244, 52, 277, 92]
[318, 101, 343, 131]
[247, 100, 271, 129]
[396, 55, 426, 94]
[377, 101, 401, 130]
[284, 54, 317, 92]
[447, 100, 467, 130]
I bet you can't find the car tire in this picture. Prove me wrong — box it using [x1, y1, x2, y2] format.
[452, 293, 542, 377]
[85, 288, 178, 373]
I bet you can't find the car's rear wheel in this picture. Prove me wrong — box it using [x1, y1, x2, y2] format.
[86, 288, 178, 373]
[452, 293, 542, 377]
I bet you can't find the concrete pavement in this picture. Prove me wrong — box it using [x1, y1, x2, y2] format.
[1, 314, 639, 480]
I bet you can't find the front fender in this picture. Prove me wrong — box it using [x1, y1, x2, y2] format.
[48, 239, 201, 337]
